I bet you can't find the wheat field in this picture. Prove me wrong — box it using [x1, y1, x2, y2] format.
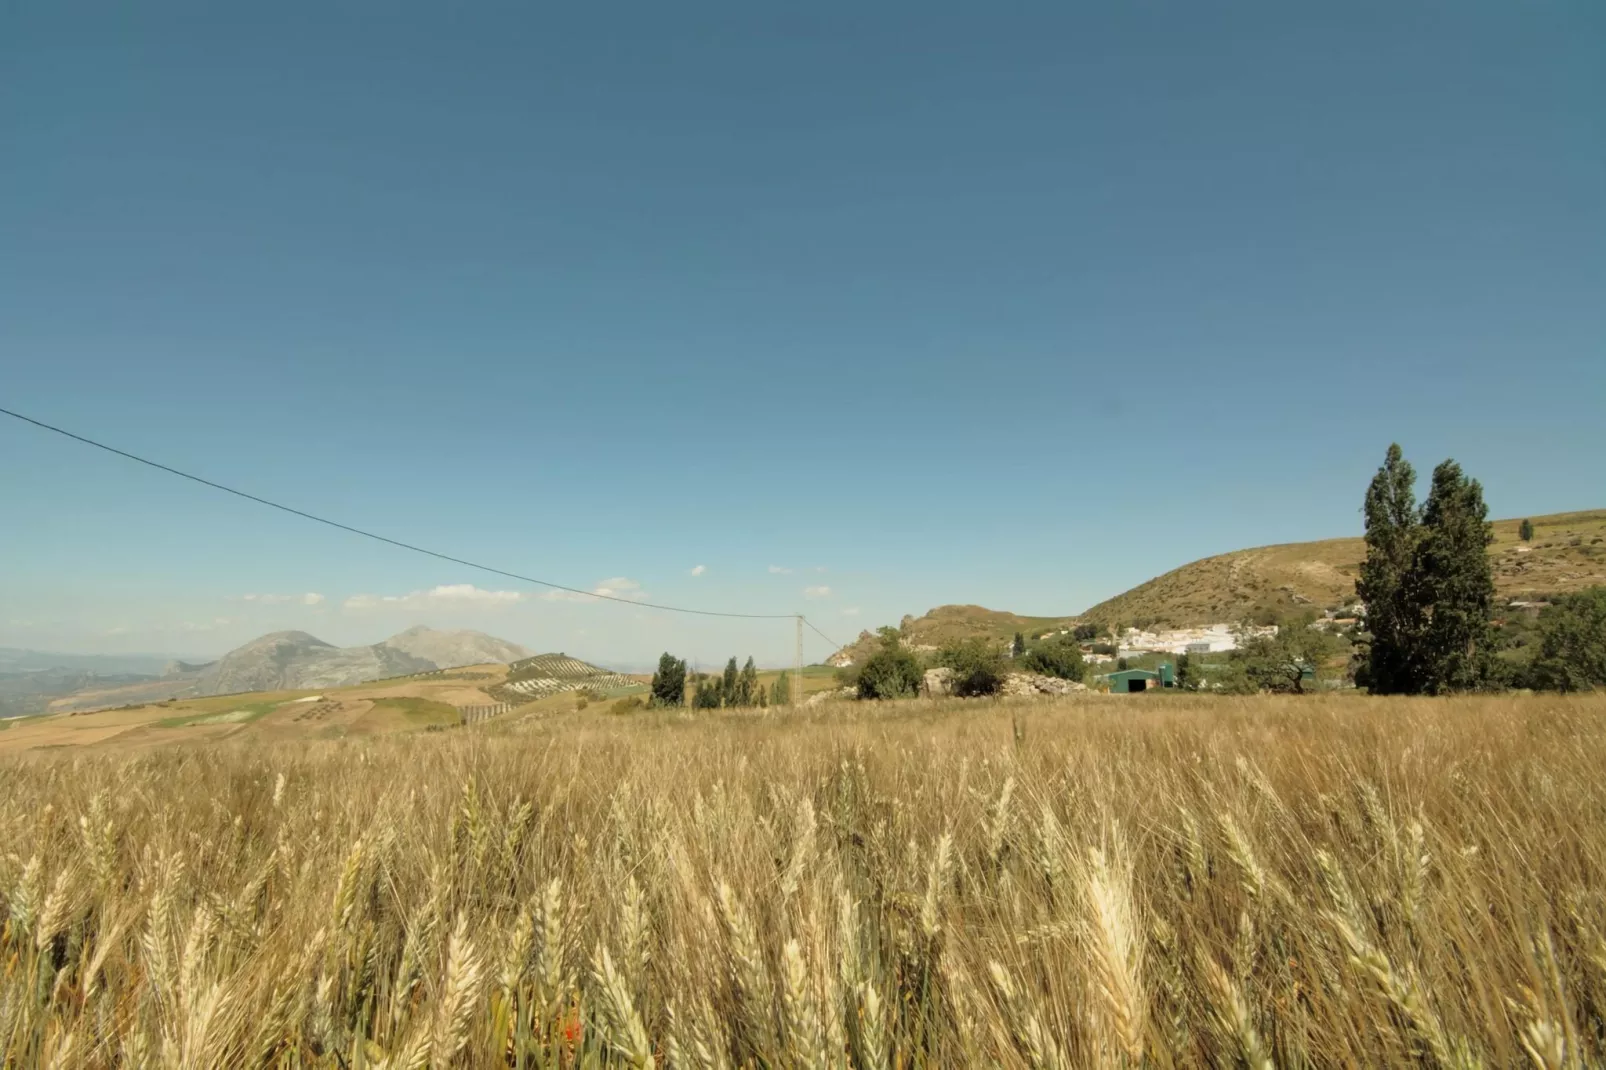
[2, 692, 1604, 1068]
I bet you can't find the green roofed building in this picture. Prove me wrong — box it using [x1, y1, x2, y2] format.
[1100, 662, 1176, 693]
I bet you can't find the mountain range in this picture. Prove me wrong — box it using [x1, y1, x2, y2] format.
[22, 627, 530, 716]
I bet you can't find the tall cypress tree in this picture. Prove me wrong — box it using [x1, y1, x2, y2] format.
[721, 657, 740, 707]
[1415, 460, 1497, 693]
[1356, 444, 1424, 694]
[737, 656, 759, 707]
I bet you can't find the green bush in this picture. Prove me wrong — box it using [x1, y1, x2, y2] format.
[692, 674, 722, 709]
[1020, 635, 1085, 681]
[936, 639, 1006, 698]
[1528, 587, 1606, 692]
[649, 653, 687, 708]
[609, 696, 645, 715]
[856, 628, 924, 700]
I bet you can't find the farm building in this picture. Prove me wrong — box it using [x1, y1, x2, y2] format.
[1100, 663, 1176, 693]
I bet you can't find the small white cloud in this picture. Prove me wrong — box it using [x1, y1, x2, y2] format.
[541, 577, 647, 604]
[344, 584, 522, 611]
[690, 564, 707, 577]
[240, 592, 326, 606]
[768, 565, 793, 575]
[842, 607, 861, 617]
[803, 585, 832, 600]
[425, 584, 521, 604]
[815, 566, 828, 573]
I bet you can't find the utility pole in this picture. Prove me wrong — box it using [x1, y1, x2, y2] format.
[793, 615, 804, 706]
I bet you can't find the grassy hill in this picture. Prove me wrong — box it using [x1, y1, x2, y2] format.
[1083, 509, 1606, 629]
[830, 605, 1080, 666]
[829, 510, 1606, 663]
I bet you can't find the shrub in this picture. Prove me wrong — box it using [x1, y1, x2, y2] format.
[692, 674, 722, 709]
[610, 696, 645, 715]
[856, 627, 923, 700]
[649, 653, 687, 708]
[1528, 587, 1606, 692]
[936, 639, 1006, 697]
[1073, 622, 1101, 642]
[1020, 635, 1085, 681]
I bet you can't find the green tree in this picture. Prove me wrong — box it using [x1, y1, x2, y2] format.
[720, 657, 740, 707]
[1010, 632, 1026, 658]
[1116, 657, 1129, 671]
[1175, 651, 1192, 691]
[1234, 618, 1330, 694]
[770, 671, 792, 706]
[1519, 518, 1534, 542]
[1020, 634, 1085, 681]
[1356, 444, 1425, 694]
[937, 639, 1006, 697]
[1073, 622, 1101, 642]
[737, 656, 759, 707]
[1414, 460, 1497, 692]
[1528, 587, 1606, 691]
[693, 673, 722, 709]
[648, 652, 687, 708]
[857, 627, 924, 700]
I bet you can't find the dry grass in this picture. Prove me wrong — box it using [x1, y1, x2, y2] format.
[3, 691, 1606, 1067]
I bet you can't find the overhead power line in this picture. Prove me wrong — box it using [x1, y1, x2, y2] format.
[2, 405, 845, 644]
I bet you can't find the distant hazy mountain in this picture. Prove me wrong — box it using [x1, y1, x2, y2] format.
[381, 626, 529, 668]
[191, 627, 529, 696]
[21, 627, 531, 715]
[0, 647, 180, 676]
[190, 631, 428, 694]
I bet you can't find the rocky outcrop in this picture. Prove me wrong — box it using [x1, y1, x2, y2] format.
[805, 687, 856, 707]
[1001, 673, 1089, 697]
[922, 667, 955, 698]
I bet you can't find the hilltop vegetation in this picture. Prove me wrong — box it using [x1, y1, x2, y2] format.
[832, 605, 1078, 666]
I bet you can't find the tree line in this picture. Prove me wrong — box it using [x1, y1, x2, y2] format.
[646, 653, 792, 709]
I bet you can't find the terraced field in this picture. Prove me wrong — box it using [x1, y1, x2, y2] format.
[488, 653, 637, 704]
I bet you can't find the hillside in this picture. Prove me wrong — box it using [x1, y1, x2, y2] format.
[490, 652, 635, 703]
[42, 627, 530, 714]
[829, 510, 1606, 664]
[829, 605, 1079, 666]
[1081, 509, 1606, 629]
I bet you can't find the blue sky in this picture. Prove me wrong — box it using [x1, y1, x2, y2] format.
[2, 3, 1602, 667]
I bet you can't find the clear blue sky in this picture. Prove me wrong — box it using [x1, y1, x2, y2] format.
[3, 3, 1602, 667]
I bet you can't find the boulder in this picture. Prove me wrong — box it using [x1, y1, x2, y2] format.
[922, 667, 956, 698]
[1002, 672, 1088, 697]
[804, 686, 856, 707]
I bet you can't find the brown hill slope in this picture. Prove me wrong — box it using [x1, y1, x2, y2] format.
[1081, 509, 1606, 628]
[829, 510, 1606, 663]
